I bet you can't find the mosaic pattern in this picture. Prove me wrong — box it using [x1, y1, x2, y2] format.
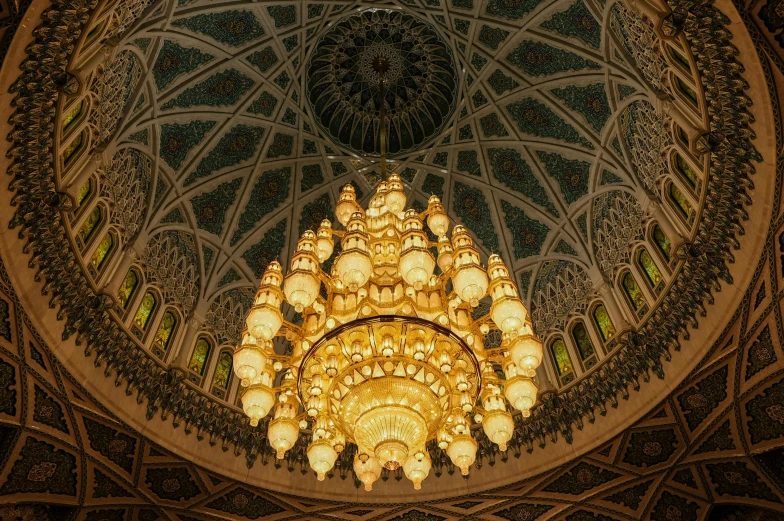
[507, 40, 601, 77]
[160, 69, 255, 111]
[152, 40, 213, 91]
[159, 120, 215, 171]
[190, 178, 242, 236]
[185, 125, 265, 186]
[10, 0, 768, 499]
[171, 10, 265, 47]
[507, 98, 594, 148]
[306, 9, 458, 156]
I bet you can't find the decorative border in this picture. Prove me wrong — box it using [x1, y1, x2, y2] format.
[0, 0, 760, 482]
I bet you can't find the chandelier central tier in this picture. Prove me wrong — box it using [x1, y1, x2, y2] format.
[233, 45, 544, 491]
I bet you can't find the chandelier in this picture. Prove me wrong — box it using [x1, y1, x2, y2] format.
[233, 54, 543, 491]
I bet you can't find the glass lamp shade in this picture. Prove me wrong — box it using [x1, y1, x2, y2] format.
[453, 266, 489, 307]
[427, 196, 449, 236]
[268, 417, 300, 459]
[336, 185, 359, 226]
[482, 410, 514, 451]
[353, 454, 383, 491]
[233, 342, 267, 386]
[335, 251, 373, 292]
[436, 236, 453, 272]
[504, 376, 538, 417]
[245, 304, 282, 341]
[283, 271, 320, 313]
[509, 335, 543, 376]
[402, 451, 432, 489]
[399, 249, 435, 290]
[242, 384, 276, 426]
[491, 298, 527, 338]
[446, 433, 478, 475]
[316, 220, 335, 262]
[386, 175, 407, 213]
[308, 439, 338, 481]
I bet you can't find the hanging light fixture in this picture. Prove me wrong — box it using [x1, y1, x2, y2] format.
[234, 53, 543, 491]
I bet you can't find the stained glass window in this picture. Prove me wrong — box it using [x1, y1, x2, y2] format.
[76, 178, 92, 209]
[674, 153, 698, 188]
[638, 249, 663, 288]
[62, 100, 84, 133]
[90, 233, 113, 270]
[78, 206, 101, 246]
[84, 21, 105, 46]
[153, 311, 176, 352]
[593, 304, 616, 342]
[550, 338, 573, 376]
[653, 225, 672, 261]
[669, 48, 691, 72]
[669, 183, 692, 219]
[133, 291, 157, 331]
[213, 351, 233, 389]
[63, 131, 84, 164]
[189, 338, 211, 375]
[571, 322, 595, 361]
[622, 272, 646, 311]
[676, 77, 699, 108]
[117, 270, 138, 309]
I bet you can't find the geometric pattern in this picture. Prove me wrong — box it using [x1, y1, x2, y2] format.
[49, 0, 715, 401]
[1, 0, 777, 507]
[0, 250, 781, 518]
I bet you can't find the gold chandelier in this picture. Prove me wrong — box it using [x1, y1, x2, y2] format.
[233, 56, 543, 491]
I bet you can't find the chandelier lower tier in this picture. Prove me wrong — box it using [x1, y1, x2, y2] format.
[232, 177, 545, 491]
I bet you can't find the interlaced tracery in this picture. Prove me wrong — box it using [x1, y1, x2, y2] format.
[106, 148, 150, 241]
[105, 0, 156, 41]
[620, 100, 672, 190]
[142, 231, 200, 312]
[531, 260, 593, 334]
[610, 3, 668, 92]
[592, 191, 645, 277]
[87, 50, 141, 146]
[206, 288, 255, 345]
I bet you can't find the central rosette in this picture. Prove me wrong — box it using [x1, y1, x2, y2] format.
[299, 317, 479, 471]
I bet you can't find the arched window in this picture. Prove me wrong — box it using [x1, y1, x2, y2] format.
[668, 46, 692, 73]
[549, 338, 573, 377]
[622, 272, 646, 311]
[571, 321, 595, 361]
[62, 100, 85, 134]
[84, 19, 107, 47]
[675, 76, 698, 109]
[638, 248, 663, 288]
[153, 311, 177, 353]
[117, 269, 139, 309]
[674, 125, 689, 148]
[77, 206, 101, 247]
[189, 337, 212, 375]
[673, 153, 698, 189]
[132, 291, 157, 331]
[89, 232, 113, 271]
[63, 130, 85, 165]
[212, 351, 233, 389]
[652, 225, 672, 262]
[668, 183, 692, 220]
[592, 304, 616, 342]
[76, 178, 93, 211]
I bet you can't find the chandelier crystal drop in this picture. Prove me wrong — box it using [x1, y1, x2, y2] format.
[233, 53, 543, 491]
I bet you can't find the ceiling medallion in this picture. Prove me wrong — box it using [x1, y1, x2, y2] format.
[234, 53, 541, 491]
[306, 9, 458, 156]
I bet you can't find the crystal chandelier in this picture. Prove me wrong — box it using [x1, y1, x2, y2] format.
[233, 55, 543, 491]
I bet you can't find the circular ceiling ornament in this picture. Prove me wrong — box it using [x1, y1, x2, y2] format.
[306, 9, 458, 157]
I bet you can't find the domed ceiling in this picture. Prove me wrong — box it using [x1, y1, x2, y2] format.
[0, 0, 774, 502]
[101, 0, 682, 352]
